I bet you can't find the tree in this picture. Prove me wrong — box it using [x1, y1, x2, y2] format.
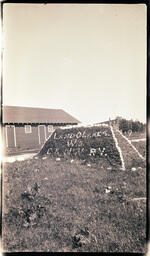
[119, 119, 128, 133]
[117, 117, 145, 133]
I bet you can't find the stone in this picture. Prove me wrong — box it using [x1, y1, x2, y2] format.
[107, 167, 112, 170]
[131, 167, 136, 171]
[120, 167, 126, 171]
[23, 221, 30, 228]
[105, 188, 111, 193]
[87, 164, 91, 167]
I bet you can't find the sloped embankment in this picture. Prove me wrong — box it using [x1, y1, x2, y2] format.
[112, 128, 145, 168]
[39, 125, 122, 168]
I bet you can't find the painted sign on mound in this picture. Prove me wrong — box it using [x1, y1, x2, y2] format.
[39, 124, 122, 167]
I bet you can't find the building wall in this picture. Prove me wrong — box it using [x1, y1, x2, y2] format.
[3, 123, 77, 152]
[15, 126, 39, 150]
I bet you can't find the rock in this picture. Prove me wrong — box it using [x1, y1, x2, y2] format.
[131, 167, 136, 171]
[87, 164, 91, 167]
[70, 159, 74, 163]
[107, 167, 112, 170]
[56, 158, 61, 161]
[23, 221, 30, 228]
[105, 188, 111, 193]
[120, 167, 126, 171]
[138, 167, 142, 170]
[42, 156, 47, 160]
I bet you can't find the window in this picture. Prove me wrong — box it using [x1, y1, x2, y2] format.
[48, 125, 54, 133]
[25, 125, 32, 133]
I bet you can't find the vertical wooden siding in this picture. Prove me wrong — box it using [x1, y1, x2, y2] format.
[15, 126, 39, 150]
[4, 124, 76, 151]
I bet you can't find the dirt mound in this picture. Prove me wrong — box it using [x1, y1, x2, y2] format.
[39, 125, 122, 167]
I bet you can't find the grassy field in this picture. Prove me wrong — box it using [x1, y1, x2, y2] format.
[126, 131, 146, 140]
[2, 155, 146, 253]
[131, 141, 146, 158]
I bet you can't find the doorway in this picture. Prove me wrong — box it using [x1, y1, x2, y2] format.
[6, 125, 16, 148]
[38, 125, 46, 145]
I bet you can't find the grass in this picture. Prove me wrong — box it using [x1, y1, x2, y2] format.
[131, 141, 146, 158]
[126, 131, 146, 140]
[112, 129, 145, 169]
[2, 156, 146, 253]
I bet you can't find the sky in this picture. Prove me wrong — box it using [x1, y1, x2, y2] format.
[2, 3, 147, 124]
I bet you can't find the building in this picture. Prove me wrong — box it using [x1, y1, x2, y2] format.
[96, 117, 121, 129]
[2, 106, 80, 153]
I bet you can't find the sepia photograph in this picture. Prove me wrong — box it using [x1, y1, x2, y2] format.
[1, 2, 147, 253]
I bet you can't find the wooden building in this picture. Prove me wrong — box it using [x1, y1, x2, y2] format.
[2, 106, 80, 152]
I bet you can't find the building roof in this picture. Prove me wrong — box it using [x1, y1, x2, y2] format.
[95, 119, 116, 125]
[3, 106, 80, 124]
